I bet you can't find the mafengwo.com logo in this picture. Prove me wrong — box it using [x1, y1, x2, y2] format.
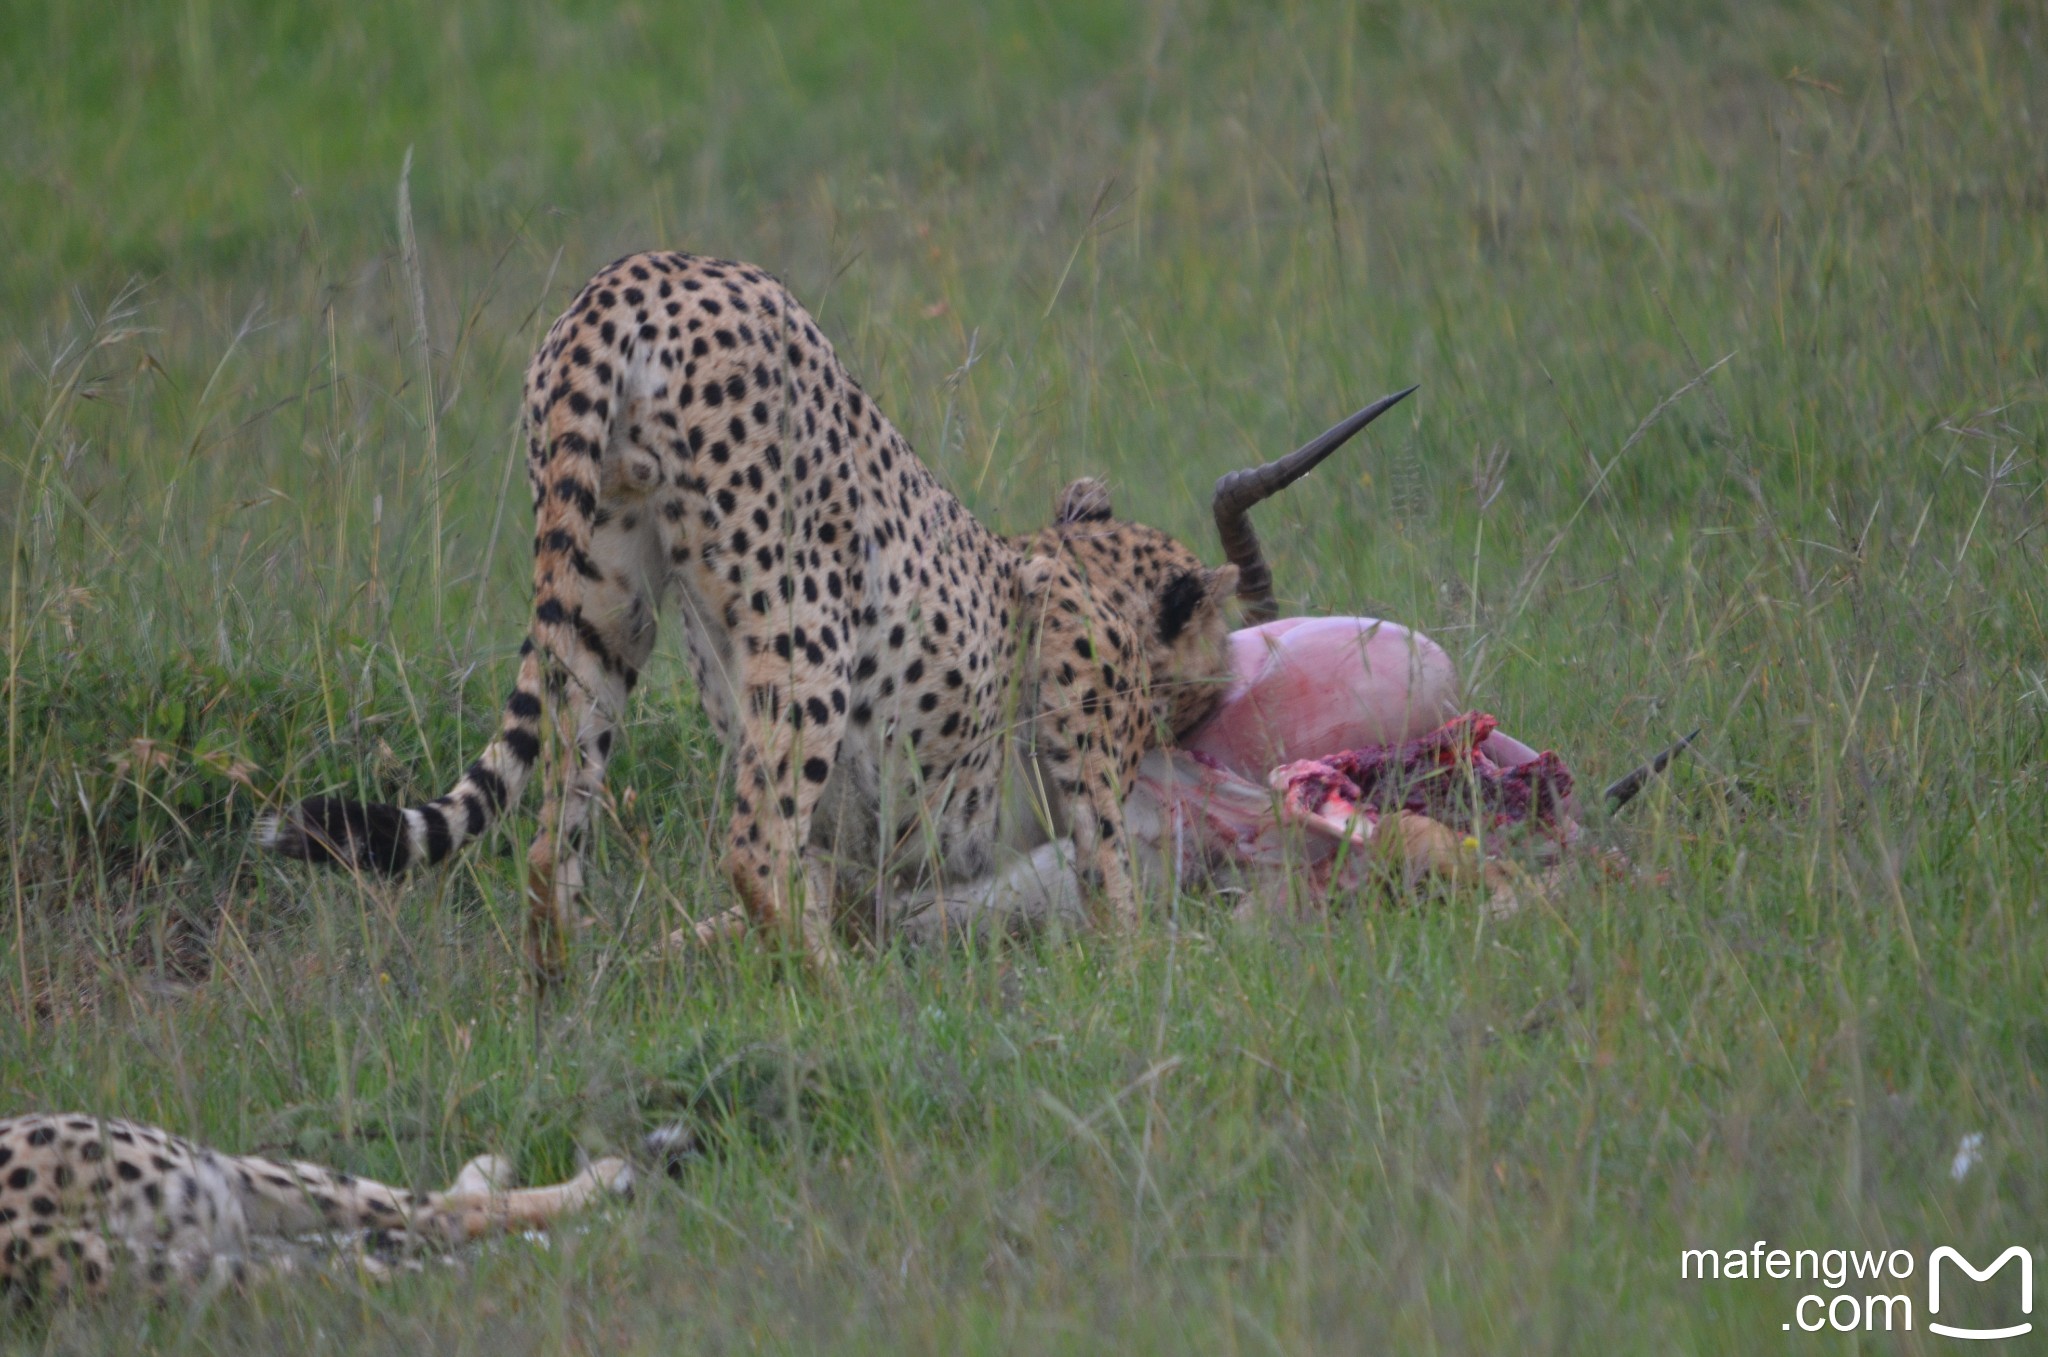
[1929, 1248, 2034, 1341]
[1681, 1241, 2033, 1339]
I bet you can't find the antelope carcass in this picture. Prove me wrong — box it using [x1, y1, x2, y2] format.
[886, 391, 1587, 941]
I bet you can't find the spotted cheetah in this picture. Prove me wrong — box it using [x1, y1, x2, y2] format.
[260, 251, 1388, 981]
[0, 1112, 629, 1303]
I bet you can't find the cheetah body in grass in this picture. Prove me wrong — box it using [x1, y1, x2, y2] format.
[0, 1112, 628, 1302]
[263, 250, 1240, 976]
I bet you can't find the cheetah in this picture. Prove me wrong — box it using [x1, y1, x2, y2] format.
[260, 251, 1395, 980]
[0, 1112, 629, 1303]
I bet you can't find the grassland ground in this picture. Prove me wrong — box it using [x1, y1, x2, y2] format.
[2, 0, 2043, 1350]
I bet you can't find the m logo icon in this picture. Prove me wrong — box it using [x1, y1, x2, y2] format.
[1928, 1246, 2033, 1341]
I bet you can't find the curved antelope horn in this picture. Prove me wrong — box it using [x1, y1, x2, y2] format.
[1212, 385, 1417, 623]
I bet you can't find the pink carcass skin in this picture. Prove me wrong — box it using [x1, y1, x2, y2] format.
[1184, 616, 1464, 774]
[890, 618, 1573, 940]
[1188, 616, 1559, 790]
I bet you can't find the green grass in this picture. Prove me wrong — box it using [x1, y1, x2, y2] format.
[3, 0, 2044, 1349]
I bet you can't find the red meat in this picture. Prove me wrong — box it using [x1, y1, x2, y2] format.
[1273, 712, 1574, 835]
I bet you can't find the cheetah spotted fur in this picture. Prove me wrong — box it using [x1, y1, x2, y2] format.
[261, 250, 1239, 979]
[0, 1112, 628, 1303]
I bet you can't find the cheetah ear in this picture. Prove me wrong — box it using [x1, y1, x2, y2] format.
[1206, 563, 1240, 604]
[1054, 477, 1115, 525]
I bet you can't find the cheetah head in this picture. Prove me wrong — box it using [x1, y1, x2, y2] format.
[1038, 384, 1414, 743]
[1050, 477, 1241, 740]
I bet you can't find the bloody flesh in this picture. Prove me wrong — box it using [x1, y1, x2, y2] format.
[1273, 712, 1575, 835]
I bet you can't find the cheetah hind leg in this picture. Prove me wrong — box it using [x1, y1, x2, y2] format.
[522, 518, 664, 992]
[524, 649, 638, 992]
[3, 1228, 118, 1303]
[523, 670, 608, 993]
[15, 1228, 299, 1303]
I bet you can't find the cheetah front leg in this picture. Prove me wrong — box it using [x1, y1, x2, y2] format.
[230, 1147, 630, 1254]
[1033, 713, 1144, 932]
[395, 1156, 633, 1247]
[1021, 558, 1149, 932]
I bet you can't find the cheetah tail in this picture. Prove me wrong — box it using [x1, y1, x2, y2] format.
[255, 641, 548, 875]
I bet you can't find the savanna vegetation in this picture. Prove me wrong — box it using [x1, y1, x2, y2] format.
[2, 0, 2043, 1350]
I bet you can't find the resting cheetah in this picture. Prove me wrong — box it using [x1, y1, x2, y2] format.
[0, 1112, 628, 1303]
[261, 250, 1376, 980]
